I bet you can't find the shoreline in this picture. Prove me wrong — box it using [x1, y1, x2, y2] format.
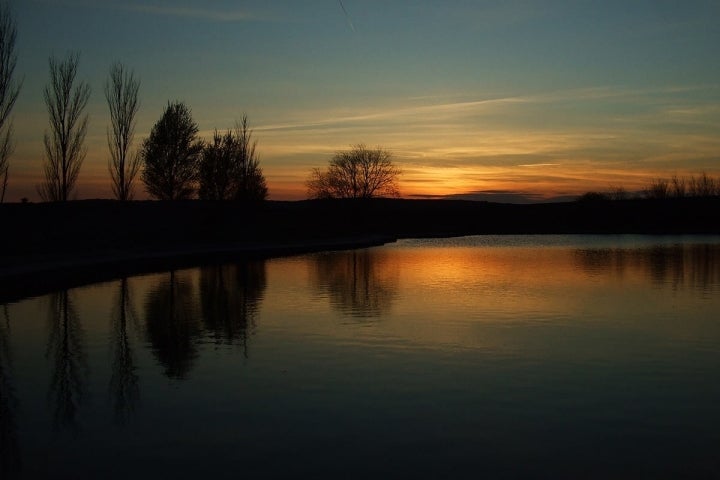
[2, 197, 719, 303]
[0, 235, 395, 304]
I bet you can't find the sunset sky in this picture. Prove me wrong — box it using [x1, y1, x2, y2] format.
[6, 0, 720, 202]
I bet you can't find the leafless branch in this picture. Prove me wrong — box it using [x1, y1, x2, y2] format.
[105, 62, 140, 201]
[37, 53, 91, 202]
[0, 2, 21, 203]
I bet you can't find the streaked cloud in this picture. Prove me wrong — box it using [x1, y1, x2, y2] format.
[39, 0, 259, 22]
[122, 4, 256, 22]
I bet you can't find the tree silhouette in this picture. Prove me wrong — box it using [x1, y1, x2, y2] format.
[307, 144, 400, 199]
[141, 101, 203, 200]
[0, 2, 21, 204]
[37, 53, 91, 202]
[105, 63, 141, 201]
[198, 115, 268, 201]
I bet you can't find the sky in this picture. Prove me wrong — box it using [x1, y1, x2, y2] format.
[4, 0, 720, 202]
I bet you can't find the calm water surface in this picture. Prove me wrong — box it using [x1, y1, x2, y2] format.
[2, 235, 720, 478]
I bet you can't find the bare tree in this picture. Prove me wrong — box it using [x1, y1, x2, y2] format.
[141, 101, 203, 200]
[0, 2, 21, 204]
[105, 63, 140, 201]
[307, 144, 400, 199]
[37, 53, 91, 202]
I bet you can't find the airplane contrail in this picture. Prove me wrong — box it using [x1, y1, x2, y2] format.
[338, 0, 355, 31]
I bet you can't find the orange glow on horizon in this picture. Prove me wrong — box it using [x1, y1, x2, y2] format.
[5, 123, 720, 202]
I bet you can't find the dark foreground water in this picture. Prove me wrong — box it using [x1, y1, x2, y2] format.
[2, 235, 720, 479]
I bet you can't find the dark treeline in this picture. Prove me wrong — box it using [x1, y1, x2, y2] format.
[579, 173, 720, 202]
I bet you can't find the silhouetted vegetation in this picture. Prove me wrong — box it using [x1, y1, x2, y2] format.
[578, 173, 720, 202]
[0, 2, 20, 204]
[575, 191, 610, 203]
[105, 63, 141, 201]
[37, 53, 91, 202]
[670, 175, 686, 198]
[307, 144, 400, 199]
[645, 173, 720, 199]
[687, 172, 719, 197]
[141, 101, 203, 200]
[647, 172, 720, 198]
[647, 173, 720, 199]
[645, 178, 671, 200]
[198, 115, 267, 201]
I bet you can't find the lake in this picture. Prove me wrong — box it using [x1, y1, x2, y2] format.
[2, 235, 720, 478]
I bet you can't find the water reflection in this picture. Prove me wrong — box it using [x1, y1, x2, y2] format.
[311, 250, 399, 319]
[109, 278, 140, 425]
[199, 262, 266, 354]
[144, 271, 200, 380]
[45, 290, 87, 433]
[0, 305, 20, 475]
[1, 237, 720, 477]
[575, 243, 720, 291]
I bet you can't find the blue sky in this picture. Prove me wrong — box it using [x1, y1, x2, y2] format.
[6, 0, 720, 200]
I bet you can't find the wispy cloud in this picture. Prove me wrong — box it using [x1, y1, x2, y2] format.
[255, 96, 528, 132]
[42, 1, 259, 22]
[517, 163, 560, 168]
[122, 4, 256, 22]
[256, 84, 716, 134]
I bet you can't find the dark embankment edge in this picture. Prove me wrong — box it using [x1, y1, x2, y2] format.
[2, 197, 719, 302]
[0, 235, 394, 303]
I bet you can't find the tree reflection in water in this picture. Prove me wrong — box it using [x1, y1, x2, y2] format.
[199, 262, 266, 356]
[574, 244, 720, 292]
[45, 290, 87, 433]
[0, 304, 20, 475]
[144, 271, 200, 379]
[109, 277, 140, 425]
[311, 249, 399, 319]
